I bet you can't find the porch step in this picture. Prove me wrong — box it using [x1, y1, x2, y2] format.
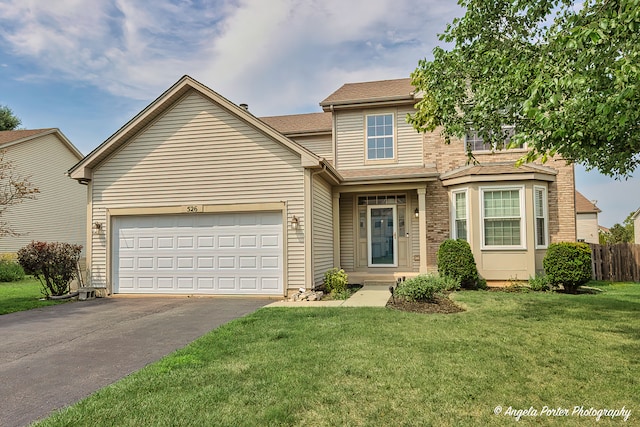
[363, 281, 397, 287]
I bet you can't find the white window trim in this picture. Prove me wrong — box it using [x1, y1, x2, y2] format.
[365, 112, 396, 163]
[534, 185, 549, 249]
[480, 185, 526, 250]
[450, 189, 469, 241]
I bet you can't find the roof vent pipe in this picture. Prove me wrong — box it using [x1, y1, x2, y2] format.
[239, 103, 249, 111]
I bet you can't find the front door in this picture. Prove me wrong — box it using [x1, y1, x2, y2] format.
[368, 205, 397, 267]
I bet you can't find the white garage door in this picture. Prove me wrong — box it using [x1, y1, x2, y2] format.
[112, 211, 283, 295]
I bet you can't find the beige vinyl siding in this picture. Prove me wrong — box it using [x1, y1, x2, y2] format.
[339, 193, 355, 270]
[312, 176, 334, 286]
[0, 134, 86, 253]
[335, 107, 423, 170]
[396, 106, 424, 165]
[292, 135, 333, 162]
[90, 91, 306, 290]
[576, 213, 599, 244]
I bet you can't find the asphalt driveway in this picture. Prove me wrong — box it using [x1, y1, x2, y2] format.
[0, 296, 270, 427]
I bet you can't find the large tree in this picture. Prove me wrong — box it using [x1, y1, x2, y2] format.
[0, 105, 21, 131]
[409, 0, 640, 177]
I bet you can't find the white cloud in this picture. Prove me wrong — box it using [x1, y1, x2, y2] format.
[0, 0, 461, 112]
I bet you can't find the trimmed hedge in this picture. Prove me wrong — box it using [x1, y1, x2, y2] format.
[437, 239, 482, 289]
[543, 242, 592, 293]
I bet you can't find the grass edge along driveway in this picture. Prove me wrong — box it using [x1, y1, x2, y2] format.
[36, 282, 639, 426]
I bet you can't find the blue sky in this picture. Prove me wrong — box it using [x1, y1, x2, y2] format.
[0, 0, 637, 226]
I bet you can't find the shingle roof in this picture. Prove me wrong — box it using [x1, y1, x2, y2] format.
[339, 166, 438, 182]
[320, 78, 414, 107]
[260, 112, 331, 135]
[440, 162, 558, 180]
[575, 191, 601, 213]
[0, 129, 53, 145]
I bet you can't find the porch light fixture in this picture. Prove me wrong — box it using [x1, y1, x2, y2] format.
[92, 222, 103, 234]
[291, 215, 299, 230]
[414, 208, 419, 218]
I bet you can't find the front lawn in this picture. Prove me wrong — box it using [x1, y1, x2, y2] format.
[0, 277, 67, 315]
[37, 282, 639, 426]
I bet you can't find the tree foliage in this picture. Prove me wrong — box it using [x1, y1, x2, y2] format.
[601, 210, 635, 243]
[0, 105, 21, 131]
[409, 0, 640, 177]
[0, 151, 39, 236]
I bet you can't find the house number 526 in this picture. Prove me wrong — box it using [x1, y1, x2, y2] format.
[186, 205, 199, 213]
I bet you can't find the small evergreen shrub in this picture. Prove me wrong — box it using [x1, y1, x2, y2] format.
[17, 241, 83, 297]
[395, 274, 459, 302]
[543, 242, 592, 293]
[528, 274, 551, 292]
[323, 268, 348, 295]
[437, 239, 481, 289]
[0, 259, 25, 282]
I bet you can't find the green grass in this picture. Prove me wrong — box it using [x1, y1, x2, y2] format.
[37, 282, 639, 426]
[0, 277, 67, 315]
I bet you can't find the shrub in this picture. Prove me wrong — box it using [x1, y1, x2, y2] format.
[0, 259, 25, 282]
[323, 268, 348, 295]
[528, 274, 551, 292]
[394, 274, 459, 302]
[437, 239, 481, 289]
[543, 242, 592, 293]
[17, 241, 82, 297]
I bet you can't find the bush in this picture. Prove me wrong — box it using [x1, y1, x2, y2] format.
[437, 239, 481, 289]
[543, 242, 592, 293]
[394, 274, 459, 302]
[17, 241, 82, 297]
[0, 259, 25, 282]
[528, 274, 551, 292]
[323, 268, 348, 295]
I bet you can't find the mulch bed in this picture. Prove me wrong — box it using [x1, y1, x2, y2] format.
[386, 294, 465, 314]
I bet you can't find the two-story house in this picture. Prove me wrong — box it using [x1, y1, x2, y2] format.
[68, 75, 576, 296]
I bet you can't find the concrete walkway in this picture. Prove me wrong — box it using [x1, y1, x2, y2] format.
[266, 284, 392, 308]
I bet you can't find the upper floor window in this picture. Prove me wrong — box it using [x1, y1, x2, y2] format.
[481, 186, 524, 248]
[466, 126, 523, 152]
[366, 114, 394, 160]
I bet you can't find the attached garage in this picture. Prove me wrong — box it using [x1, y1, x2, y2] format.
[112, 211, 283, 295]
[69, 76, 339, 296]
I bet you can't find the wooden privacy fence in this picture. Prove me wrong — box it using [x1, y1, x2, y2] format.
[588, 243, 640, 282]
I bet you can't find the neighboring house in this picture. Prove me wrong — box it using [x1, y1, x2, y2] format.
[633, 208, 640, 244]
[0, 129, 86, 253]
[68, 76, 576, 296]
[575, 191, 601, 244]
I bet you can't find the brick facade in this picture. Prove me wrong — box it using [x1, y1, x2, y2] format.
[422, 128, 576, 272]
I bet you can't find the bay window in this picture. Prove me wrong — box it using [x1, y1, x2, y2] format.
[452, 190, 468, 241]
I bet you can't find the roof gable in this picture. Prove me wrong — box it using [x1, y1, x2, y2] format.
[0, 128, 83, 159]
[69, 75, 323, 181]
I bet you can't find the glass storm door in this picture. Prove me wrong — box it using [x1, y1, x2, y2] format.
[368, 205, 397, 267]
